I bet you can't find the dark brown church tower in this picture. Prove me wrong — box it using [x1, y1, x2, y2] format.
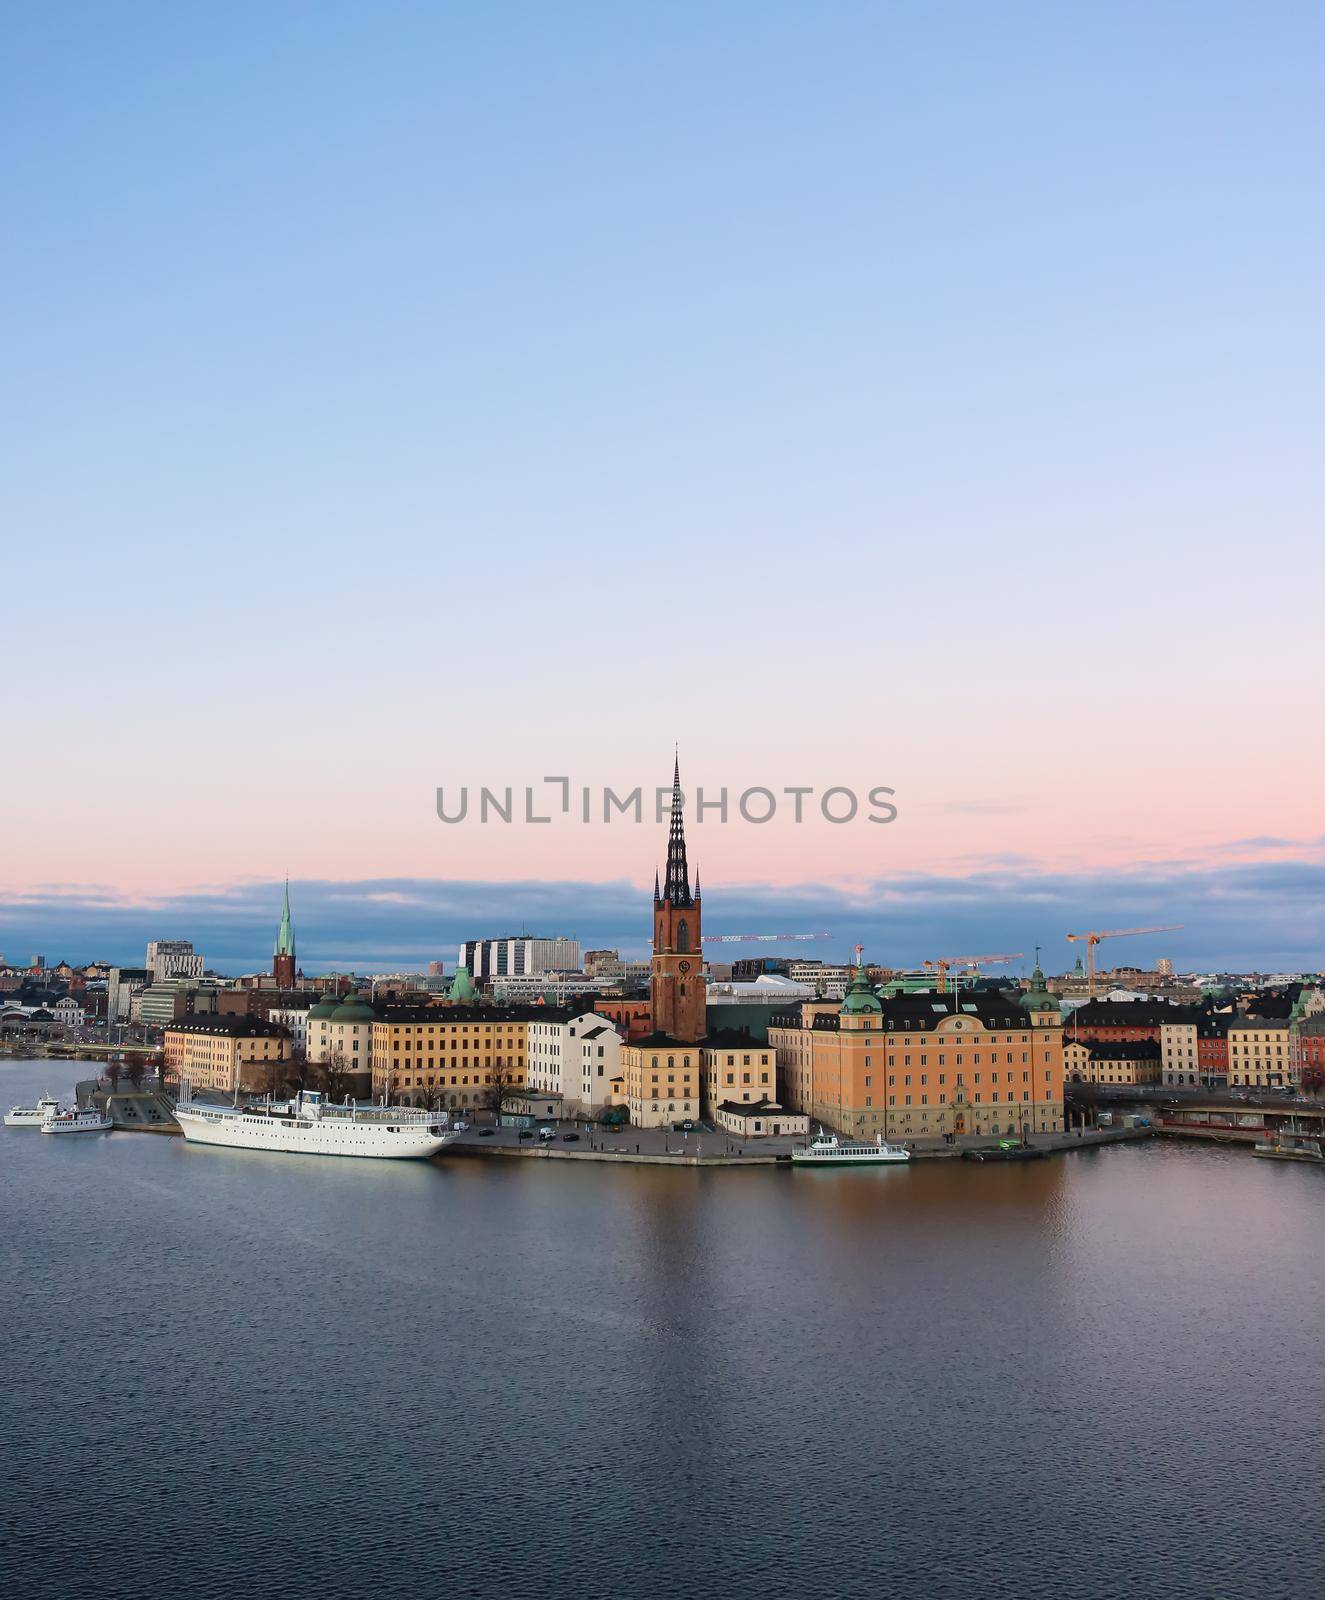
[651, 756, 705, 1042]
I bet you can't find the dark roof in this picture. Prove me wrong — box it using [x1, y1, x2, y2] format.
[716, 1098, 785, 1117]
[165, 1016, 288, 1037]
[630, 1031, 704, 1050]
[1075, 1039, 1163, 1061]
[376, 1004, 567, 1024]
[1069, 1001, 1201, 1028]
[578, 1025, 609, 1040]
[704, 1027, 770, 1049]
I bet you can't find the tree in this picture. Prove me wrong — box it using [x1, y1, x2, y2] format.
[125, 1057, 146, 1091]
[317, 1047, 353, 1104]
[480, 1060, 522, 1124]
[105, 1059, 123, 1093]
[257, 1056, 292, 1100]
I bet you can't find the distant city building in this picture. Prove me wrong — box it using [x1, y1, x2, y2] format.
[582, 949, 620, 977]
[488, 972, 608, 1004]
[145, 940, 204, 983]
[107, 966, 151, 1022]
[458, 936, 581, 981]
[427, 961, 447, 977]
[788, 962, 851, 998]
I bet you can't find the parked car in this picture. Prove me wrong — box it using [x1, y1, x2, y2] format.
[518, 1129, 534, 1141]
[478, 1128, 495, 1138]
[561, 1132, 580, 1142]
[538, 1126, 555, 1141]
[451, 1120, 470, 1132]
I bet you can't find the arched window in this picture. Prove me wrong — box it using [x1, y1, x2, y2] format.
[677, 920, 690, 953]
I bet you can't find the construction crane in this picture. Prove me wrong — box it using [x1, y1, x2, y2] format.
[1065, 926, 1183, 999]
[922, 953, 1024, 995]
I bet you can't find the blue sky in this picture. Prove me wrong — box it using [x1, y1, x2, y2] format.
[2, 3, 1322, 962]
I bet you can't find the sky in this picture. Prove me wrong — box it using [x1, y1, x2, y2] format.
[2, 3, 1323, 971]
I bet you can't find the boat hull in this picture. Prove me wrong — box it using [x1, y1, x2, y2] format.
[41, 1117, 113, 1135]
[791, 1151, 910, 1166]
[174, 1106, 458, 1160]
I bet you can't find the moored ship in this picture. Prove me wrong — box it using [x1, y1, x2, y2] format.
[791, 1131, 910, 1166]
[5, 1094, 62, 1128]
[41, 1106, 113, 1135]
[173, 1085, 459, 1161]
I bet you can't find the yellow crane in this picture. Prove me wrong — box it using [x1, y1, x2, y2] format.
[1065, 926, 1182, 998]
[922, 953, 1024, 995]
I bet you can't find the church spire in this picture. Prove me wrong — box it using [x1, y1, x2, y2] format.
[662, 753, 693, 907]
[274, 876, 296, 959]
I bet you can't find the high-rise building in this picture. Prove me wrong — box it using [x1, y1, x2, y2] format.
[457, 935, 580, 981]
[273, 880, 297, 989]
[146, 940, 204, 982]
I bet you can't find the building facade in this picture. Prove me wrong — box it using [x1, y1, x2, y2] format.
[1228, 1017, 1293, 1087]
[770, 964, 1065, 1141]
[163, 1016, 293, 1094]
[527, 1011, 623, 1115]
[146, 940, 204, 983]
[457, 936, 581, 982]
[369, 1005, 538, 1111]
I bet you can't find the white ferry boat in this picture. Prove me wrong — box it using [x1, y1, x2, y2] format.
[173, 1085, 459, 1161]
[41, 1106, 113, 1135]
[791, 1131, 910, 1166]
[5, 1094, 62, 1128]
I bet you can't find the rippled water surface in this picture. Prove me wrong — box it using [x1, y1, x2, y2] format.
[2, 1058, 1322, 1599]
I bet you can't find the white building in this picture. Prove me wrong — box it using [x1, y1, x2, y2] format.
[489, 973, 609, 1004]
[146, 940, 204, 982]
[527, 1011, 622, 1115]
[706, 974, 817, 1008]
[51, 996, 86, 1029]
[269, 1003, 313, 1058]
[1160, 1018, 1200, 1086]
[787, 963, 851, 998]
[458, 936, 580, 982]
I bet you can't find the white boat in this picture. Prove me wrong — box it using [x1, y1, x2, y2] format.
[41, 1106, 113, 1135]
[5, 1094, 62, 1128]
[173, 1085, 459, 1161]
[791, 1130, 910, 1166]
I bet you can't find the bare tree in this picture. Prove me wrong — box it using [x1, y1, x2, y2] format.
[125, 1057, 146, 1091]
[257, 1056, 292, 1100]
[317, 1047, 353, 1103]
[480, 1060, 522, 1124]
[105, 1059, 123, 1093]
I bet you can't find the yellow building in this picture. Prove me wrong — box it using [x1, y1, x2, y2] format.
[369, 1004, 539, 1111]
[163, 1016, 292, 1094]
[1228, 1017, 1293, 1087]
[1064, 1039, 1161, 1087]
[621, 1033, 700, 1127]
[770, 964, 1065, 1141]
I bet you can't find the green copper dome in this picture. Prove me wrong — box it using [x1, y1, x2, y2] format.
[308, 994, 339, 1020]
[840, 964, 883, 1015]
[449, 965, 475, 1003]
[329, 992, 375, 1024]
[1020, 962, 1059, 1014]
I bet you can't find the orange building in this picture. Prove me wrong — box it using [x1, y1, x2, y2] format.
[770, 963, 1065, 1141]
[163, 1016, 292, 1094]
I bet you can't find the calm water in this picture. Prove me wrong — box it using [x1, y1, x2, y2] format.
[2, 1058, 1322, 1600]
